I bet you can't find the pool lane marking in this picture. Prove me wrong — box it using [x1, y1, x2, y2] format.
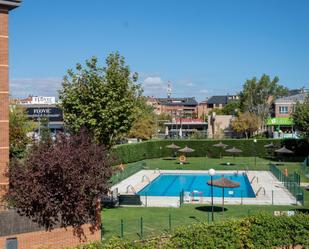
[161, 175, 178, 196]
[187, 175, 197, 192]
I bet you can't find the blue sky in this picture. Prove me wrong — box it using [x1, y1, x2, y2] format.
[9, 0, 309, 101]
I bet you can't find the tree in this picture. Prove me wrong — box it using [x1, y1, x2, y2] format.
[5, 130, 114, 237]
[9, 104, 35, 159]
[231, 112, 260, 138]
[292, 94, 309, 137]
[221, 101, 240, 115]
[128, 97, 156, 140]
[59, 53, 141, 146]
[239, 74, 288, 122]
[38, 116, 51, 143]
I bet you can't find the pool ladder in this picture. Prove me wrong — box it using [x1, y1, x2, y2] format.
[250, 176, 259, 184]
[256, 186, 266, 196]
[142, 175, 151, 183]
[126, 184, 137, 194]
[154, 168, 161, 174]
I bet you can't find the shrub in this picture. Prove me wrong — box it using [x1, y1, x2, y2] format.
[112, 139, 309, 164]
[74, 213, 309, 249]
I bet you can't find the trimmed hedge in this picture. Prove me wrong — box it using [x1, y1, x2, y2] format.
[75, 213, 309, 249]
[112, 139, 309, 164]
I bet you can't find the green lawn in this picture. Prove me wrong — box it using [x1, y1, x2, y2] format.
[101, 205, 299, 241]
[126, 156, 308, 182]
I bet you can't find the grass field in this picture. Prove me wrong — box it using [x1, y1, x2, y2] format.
[125, 156, 308, 182]
[101, 204, 301, 241]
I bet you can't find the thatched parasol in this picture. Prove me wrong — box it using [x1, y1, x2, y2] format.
[207, 177, 240, 213]
[213, 142, 228, 158]
[166, 143, 180, 149]
[264, 142, 275, 148]
[225, 147, 242, 161]
[179, 146, 195, 153]
[275, 146, 293, 162]
[226, 147, 242, 154]
[166, 143, 180, 159]
[178, 146, 195, 164]
[275, 146, 293, 154]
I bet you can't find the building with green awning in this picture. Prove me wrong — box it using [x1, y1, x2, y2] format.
[266, 117, 294, 126]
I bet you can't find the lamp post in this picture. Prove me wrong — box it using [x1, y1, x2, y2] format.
[208, 168, 216, 222]
[253, 139, 257, 167]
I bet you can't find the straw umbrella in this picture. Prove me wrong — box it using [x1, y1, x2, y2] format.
[264, 142, 275, 159]
[179, 146, 195, 153]
[166, 143, 180, 158]
[225, 147, 242, 162]
[213, 142, 228, 158]
[207, 177, 240, 213]
[264, 142, 275, 148]
[178, 146, 195, 163]
[275, 146, 293, 162]
[275, 146, 293, 154]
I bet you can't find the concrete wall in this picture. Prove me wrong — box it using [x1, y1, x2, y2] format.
[207, 115, 234, 138]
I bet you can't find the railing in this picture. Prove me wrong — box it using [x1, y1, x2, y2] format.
[250, 176, 258, 184]
[154, 168, 161, 174]
[269, 164, 304, 205]
[301, 156, 309, 177]
[126, 184, 137, 194]
[141, 175, 151, 183]
[256, 186, 266, 196]
[110, 161, 146, 186]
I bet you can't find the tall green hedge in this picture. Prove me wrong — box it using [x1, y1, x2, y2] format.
[112, 139, 309, 164]
[75, 213, 309, 249]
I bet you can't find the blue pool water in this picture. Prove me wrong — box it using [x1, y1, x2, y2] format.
[138, 173, 255, 198]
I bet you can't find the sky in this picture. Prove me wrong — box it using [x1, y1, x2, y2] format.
[8, 0, 309, 101]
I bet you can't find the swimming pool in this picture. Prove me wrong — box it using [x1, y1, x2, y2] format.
[138, 173, 256, 198]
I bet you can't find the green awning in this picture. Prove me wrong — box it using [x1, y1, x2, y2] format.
[266, 117, 294, 126]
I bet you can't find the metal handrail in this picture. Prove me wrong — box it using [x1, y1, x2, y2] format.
[142, 175, 151, 183]
[126, 184, 137, 194]
[250, 176, 259, 184]
[256, 186, 266, 196]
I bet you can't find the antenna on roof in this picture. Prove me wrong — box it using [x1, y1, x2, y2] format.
[167, 81, 172, 99]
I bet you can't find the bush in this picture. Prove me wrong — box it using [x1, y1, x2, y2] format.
[74, 213, 309, 249]
[112, 139, 309, 164]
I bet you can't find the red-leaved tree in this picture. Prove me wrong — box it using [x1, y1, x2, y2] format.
[5, 130, 114, 238]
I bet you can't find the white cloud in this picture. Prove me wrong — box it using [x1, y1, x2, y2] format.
[185, 82, 194, 87]
[142, 76, 167, 97]
[10, 77, 62, 98]
[143, 76, 164, 87]
[200, 89, 209, 94]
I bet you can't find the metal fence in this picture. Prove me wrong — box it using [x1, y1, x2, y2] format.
[110, 161, 147, 186]
[269, 164, 304, 205]
[300, 156, 309, 177]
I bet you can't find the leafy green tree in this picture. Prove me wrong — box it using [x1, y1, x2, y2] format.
[239, 74, 288, 122]
[128, 97, 156, 140]
[231, 112, 260, 138]
[292, 94, 309, 137]
[59, 53, 141, 146]
[38, 117, 51, 143]
[222, 101, 240, 115]
[156, 112, 171, 134]
[9, 104, 35, 159]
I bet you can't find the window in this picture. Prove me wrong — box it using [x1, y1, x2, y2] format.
[279, 106, 288, 114]
[6, 238, 18, 249]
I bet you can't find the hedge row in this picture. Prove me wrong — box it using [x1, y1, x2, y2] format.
[75, 213, 309, 249]
[112, 139, 309, 164]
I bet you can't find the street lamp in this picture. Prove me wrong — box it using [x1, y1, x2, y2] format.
[208, 168, 216, 222]
[253, 139, 257, 167]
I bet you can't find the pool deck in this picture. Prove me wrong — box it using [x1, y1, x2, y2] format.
[111, 170, 297, 207]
